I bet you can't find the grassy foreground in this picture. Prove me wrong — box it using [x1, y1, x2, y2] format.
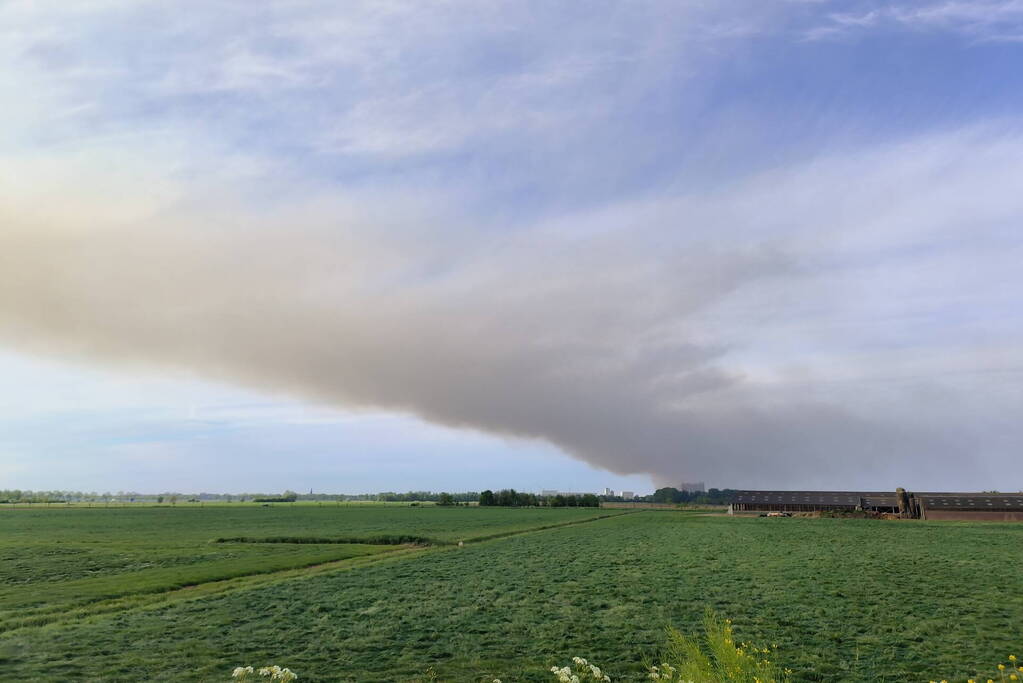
[2, 509, 1022, 680]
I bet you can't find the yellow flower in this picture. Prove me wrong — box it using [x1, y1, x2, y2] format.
[1012, 656, 1019, 662]
[1011, 675, 1018, 681]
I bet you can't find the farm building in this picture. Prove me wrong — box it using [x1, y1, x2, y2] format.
[914, 493, 1023, 521]
[729, 491, 900, 514]
[729, 489, 1023, 521]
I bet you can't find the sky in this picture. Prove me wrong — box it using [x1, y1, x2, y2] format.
[2, 0, 1023, 494]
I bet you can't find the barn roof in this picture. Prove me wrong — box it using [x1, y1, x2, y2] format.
[730, 491, 898, 506]
[730, 490, 1023, 510]
[917, 494, 1023, 510]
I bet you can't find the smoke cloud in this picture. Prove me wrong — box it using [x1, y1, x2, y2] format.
[3, 125, 1022, 487]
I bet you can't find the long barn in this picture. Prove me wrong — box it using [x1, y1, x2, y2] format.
[729, 489, 1023, 521]
[730, 491, 900, 514]
[914, 493, 1023, 521]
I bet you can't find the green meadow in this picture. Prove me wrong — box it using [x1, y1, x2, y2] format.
[0, 505, 613, 633]
[2, 507, 1022, 681]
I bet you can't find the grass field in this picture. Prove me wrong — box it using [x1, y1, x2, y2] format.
[2, 508, 1022, 681]
[0, 505, 615, 633]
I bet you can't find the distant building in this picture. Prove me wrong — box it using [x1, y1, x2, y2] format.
[620, 491, 635, 499]
[602, 487, 614, 496]
[679, 481, 705, 493]
[728, 489, 1023, 522]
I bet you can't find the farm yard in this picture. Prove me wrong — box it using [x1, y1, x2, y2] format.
[2, 506, 1022, 681]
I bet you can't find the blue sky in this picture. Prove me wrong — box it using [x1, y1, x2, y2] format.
[2, 1, 1023, 494]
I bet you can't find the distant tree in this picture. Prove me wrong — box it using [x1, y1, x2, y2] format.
[437, 492, 455, 506]
[281, 490, 298, 502]
[169, 495, 178, 505]
[579, 493, 600, 508]
[652, 487, 682, 504]
[157, 495, 164, 504]
[479, 490, 496, 506]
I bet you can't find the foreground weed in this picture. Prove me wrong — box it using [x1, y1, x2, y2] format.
[649, 610, 790, 683]
[231, 664, 297, 681]
[550, 656, 613, 682]
[930, 652, 1023, 683]
[222, 614, 1023, 683]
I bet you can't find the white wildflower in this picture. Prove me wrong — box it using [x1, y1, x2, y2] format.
[554, 665, 574, 682]
[572, 657, 588, 666]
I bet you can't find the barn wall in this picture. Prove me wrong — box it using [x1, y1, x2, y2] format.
[923, 510, 1023, 522]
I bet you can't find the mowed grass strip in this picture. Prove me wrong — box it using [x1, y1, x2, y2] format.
[0, 543, 392, 611]
[5, 512, 1023, 682]
[0, 544, 434, 634]
[0, 504, 615, 548]
[212, 511, 634, 546]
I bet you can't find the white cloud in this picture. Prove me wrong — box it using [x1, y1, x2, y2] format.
[805, 0, 1023, 41]
[0, 1, 785, 164]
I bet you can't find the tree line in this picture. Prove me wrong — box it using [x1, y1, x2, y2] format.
[0, 489, 480, 504]
[647, 487, 737, 505]
[0, 487, 740, 506]
[478, 489, 601, 507]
